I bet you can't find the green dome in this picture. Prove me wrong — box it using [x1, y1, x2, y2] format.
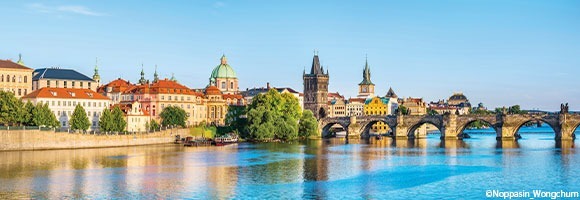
[210, 55, 237, 79]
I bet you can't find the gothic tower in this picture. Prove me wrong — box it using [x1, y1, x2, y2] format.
[303, 51, 329, 119]
[357, 57, 374, 98]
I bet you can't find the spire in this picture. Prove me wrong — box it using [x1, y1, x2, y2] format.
[359, 57, 373, 85]
[92, 57, 100, 81]
[309, 51, 322, 74]
[139, 63, 147, 84]
[386, 87, 398, 98]
[170, 73, 176, 82]
[221, 54, 227, 65]
[153, 64, 159, 82]
[16, 53, 24, 66]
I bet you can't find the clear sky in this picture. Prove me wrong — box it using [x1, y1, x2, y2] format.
[1, 0, 579, 111]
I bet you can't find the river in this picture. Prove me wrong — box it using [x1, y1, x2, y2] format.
[0, 126, 579, 199]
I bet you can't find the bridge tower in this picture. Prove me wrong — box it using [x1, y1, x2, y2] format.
[303, 51, 329, 119]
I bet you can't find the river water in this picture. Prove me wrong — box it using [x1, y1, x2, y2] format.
[0, 126, 579, 199]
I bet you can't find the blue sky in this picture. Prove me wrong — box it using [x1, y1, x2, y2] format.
[1, 0, 579, 111]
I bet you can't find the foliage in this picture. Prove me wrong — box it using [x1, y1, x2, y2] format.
[190, 125, 216, 138]
[397, 105, 409, 115]
[149, 119, 160, 130]
[427, 108, 438, 115]
[32, 103, 60, 128]
[111, 106, 127, 132]
[23, 101, 35, 125]
[471, 108, 493, 115]
[160, 106, 187, 127]
[70, 104, 90, 131]
[99, 108, 113, 132]
[246, 89, 302, 141]
[494, 105, 528, 114]
[298, 110, 318, 138]
[0, 91, 23, 125]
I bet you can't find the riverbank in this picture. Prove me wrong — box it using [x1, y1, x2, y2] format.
[0, 128, 188, 151]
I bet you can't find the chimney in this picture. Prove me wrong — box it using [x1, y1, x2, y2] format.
[266, 82, 270, 90]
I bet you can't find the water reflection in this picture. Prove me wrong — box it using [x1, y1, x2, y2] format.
[0, 132, 579, 199]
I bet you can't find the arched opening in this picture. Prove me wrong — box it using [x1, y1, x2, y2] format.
[513, 119, 558, 140]
[321, 123, 347, 138]
[318, 108, 327, 118]
[407, 122, 442, 139]
[458, 120, 497, 139]
[360, 120, 393, 139]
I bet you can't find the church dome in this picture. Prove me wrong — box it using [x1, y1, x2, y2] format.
[210, 55, 237, 81]
[449, 93, 467, 101]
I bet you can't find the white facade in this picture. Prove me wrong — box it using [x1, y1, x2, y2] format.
[24, 98, 110, 130]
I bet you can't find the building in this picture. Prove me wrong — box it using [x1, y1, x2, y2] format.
[385, 87, 399, 114]
[209, 55, 239, 94]
[32, 68, 98, 91]
[364, 96, 392, 134]
[401, 97, 428, 136]
[346, 98, 365, 116]
[21, 88, 110, 130]
[328, 92, 346, 117]
[97, 78, 134, 105]
[118, 101, 151, 133]
[205, 86, 228, 126]
[0, 56, 34, 98]
[428, 93, 472, 115]
[357, 58, 375, 98]
[303, 52, 329, 119]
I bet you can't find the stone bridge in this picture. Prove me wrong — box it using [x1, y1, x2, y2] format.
[318, 112, 580, 141]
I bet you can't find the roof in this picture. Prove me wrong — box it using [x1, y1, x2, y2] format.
[121, 79, 197, 95]
[97, 78, 134, 93]
[205, 85, 222, 95]
[33, 68, 94, 81]
[22, 87, 109, 100]
[348, 97, 366, 104]
[328, 92, 344, 100]
[359, 59, 374, 85]
[385, 87, 398, 98]
[365, 96, 389, 105]
[223, 94, 243, 99]
[449, 93, 468, 101]
[0, 59, 33, 70]
[210, 55, 237, 79]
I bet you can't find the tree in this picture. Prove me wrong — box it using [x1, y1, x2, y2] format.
[246, 89, 303, 141]
[226, 105, 249, 137]
[111, 106, 127, 132]
[70, 104, 90, 131]
[427, 108, 438, 115]
[299, 110, 318, 138]
[397, 105, 409, 115]
[0, 91, 23, 125]
[149, 119, 160, 131]
[23, 101, 35, 125]
[160, 106, 187, 127]
[32, 103, 59, 128]
[99, 108, 113, 132]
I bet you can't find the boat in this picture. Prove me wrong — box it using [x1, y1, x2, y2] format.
[213, 133, 238, 146]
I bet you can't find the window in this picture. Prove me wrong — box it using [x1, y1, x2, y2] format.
[80, 82, 83, 88]
[47, 80, 51, 87]
[18, 89, 21, 96]
[12, 76, 15, 82]
[221, 81, 226, 89]
[72, 81, 75, 87]
[64, 81, 67, 88]
[62, 121, 66, 127]
[18, 76, 22, 83]
[1, 75, 3, 82]
[88, 82, 91, 89]
[161, 96, 165, 100]
[6, 75, 10, 82]
[92, 121, 97, 126]
[230, 82, 234, 89]
[56, 80, 59, 87]
[168, 96, 172, 101]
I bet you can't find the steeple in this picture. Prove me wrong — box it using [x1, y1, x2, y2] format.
[170, 73, 176, 82]
[386, 87, 398, 98]
[153, 65, 159, 82]
[359, 57, 373, 85]
[16, 53, 25, 66]
[92, 57, 100, 83]
[139, 64, 147, 84]
[220, 54, 227, 65]
[309, 51, 323, 75]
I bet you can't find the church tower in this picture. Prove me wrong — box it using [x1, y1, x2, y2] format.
[303, 51, 329, 119]
[92, 58, 101, 87]
[357, 57, 374, 98]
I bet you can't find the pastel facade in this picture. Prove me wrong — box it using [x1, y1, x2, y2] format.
[32, 68, 98, 91]
[0, 57, 33, 98]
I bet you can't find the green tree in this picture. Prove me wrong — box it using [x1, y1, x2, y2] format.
[99, 108, 113, 132]
[111, 106, 127, 132]
[160, 106, 187, 127]
[246, 89, 303, 141]
[427, 108, 438, 115]
[299, 110, 318, 138]
[0, 91, 23, 125]
[70, 104, 90, 131]
[23, 101, 35, 125]
[32, 103, 59, 128]
[149, 119, 160, 131]
[397, 105, 409, 115]
[226, 105, 249, 137]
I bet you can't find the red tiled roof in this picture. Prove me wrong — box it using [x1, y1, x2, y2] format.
[348, 98, 366, 103]
[328, 92, 344, 99]
[0, 60, 33, 70]
[121, 80, 197, 95]
[97, 78, 134, 93]
[22, 87, 110, 100]
[205, 85, 222, 95]
[223, 94, 243, 99]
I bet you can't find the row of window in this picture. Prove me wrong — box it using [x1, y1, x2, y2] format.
[2, 88, 27, 96]
[0, 75, 27, 83]
[41, 100, 106, 108]
[46, 80, 91, 89]
[60, 120, 99, 127]
[56, 110, 101, 117]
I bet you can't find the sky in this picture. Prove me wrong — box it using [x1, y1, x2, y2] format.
[1, 0, 579, 111]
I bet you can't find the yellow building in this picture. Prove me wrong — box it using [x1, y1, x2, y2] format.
[0, 56, 34, 98]
[205, 86, 228, 126]
[364, 96, 391, 134]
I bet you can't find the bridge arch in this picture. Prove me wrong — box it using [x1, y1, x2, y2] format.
[456, 119, 500, 138]
[359, 118, 396, 138]
[510, 116, 560, 139]
[318, 117, 350, 138]
[406, 116, 444, 139]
